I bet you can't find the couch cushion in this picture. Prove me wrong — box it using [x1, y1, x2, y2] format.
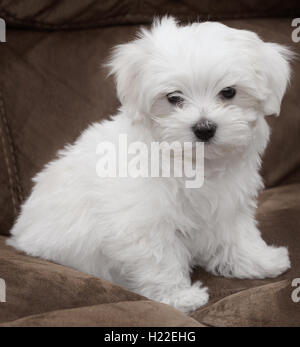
[191, 183, 300, 326]
[0, 300, 203, 327]
[0, 235, 144, 324]
[1, 0, 299, 30]
[0, 235, 204, 326]
[191, 280, 299, 327]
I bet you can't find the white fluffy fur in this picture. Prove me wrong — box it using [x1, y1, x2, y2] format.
[8, 18, 292, 313]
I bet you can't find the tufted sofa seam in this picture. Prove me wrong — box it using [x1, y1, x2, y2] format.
[0, 90, 23, 217]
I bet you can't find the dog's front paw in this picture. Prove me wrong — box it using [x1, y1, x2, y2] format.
[257, 246, 291, 278]
[161, 281, 209, 313]
[232, 245, 291, 279]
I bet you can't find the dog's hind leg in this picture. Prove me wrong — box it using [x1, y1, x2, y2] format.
[102, 223, 209, 313]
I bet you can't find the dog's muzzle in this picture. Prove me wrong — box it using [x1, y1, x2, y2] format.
[192, 119, 217, 142]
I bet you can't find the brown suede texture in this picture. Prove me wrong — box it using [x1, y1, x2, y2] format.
[0, 1, 299, 326]
[0, 234, 202, 326]
[1, 0, 299, 29]
[0, 301, 204, 327]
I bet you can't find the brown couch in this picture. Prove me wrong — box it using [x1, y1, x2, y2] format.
[0, 0, 299, 327]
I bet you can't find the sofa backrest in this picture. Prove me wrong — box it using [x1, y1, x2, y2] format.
[1, 0, 299, 29]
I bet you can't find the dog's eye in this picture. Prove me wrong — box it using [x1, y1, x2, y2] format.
[220, 87, 236, 99]
[167, 92, 184, 106]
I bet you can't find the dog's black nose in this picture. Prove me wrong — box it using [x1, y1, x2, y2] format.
[192, 120, 217, 142]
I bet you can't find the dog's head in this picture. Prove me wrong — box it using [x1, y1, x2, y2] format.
[108, 17, 292, 158]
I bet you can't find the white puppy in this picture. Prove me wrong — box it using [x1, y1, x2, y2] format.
[8, 17, 292, 313]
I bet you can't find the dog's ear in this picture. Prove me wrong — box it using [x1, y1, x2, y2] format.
[106, 40, 145, 112]
[106, 16, 178, 118]
[260, 43, 293, 116]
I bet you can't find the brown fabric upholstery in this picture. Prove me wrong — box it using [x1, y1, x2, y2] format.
[192, 280, 298, 327]
[0, 1, 299, 327]
[0, 301, 203, 327]
[1, 0, 299, 29]
[0, 235, 202, 327]
[0, 235, 143, 324]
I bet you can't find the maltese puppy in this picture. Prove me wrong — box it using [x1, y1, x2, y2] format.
[8, 17, 292, 313]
